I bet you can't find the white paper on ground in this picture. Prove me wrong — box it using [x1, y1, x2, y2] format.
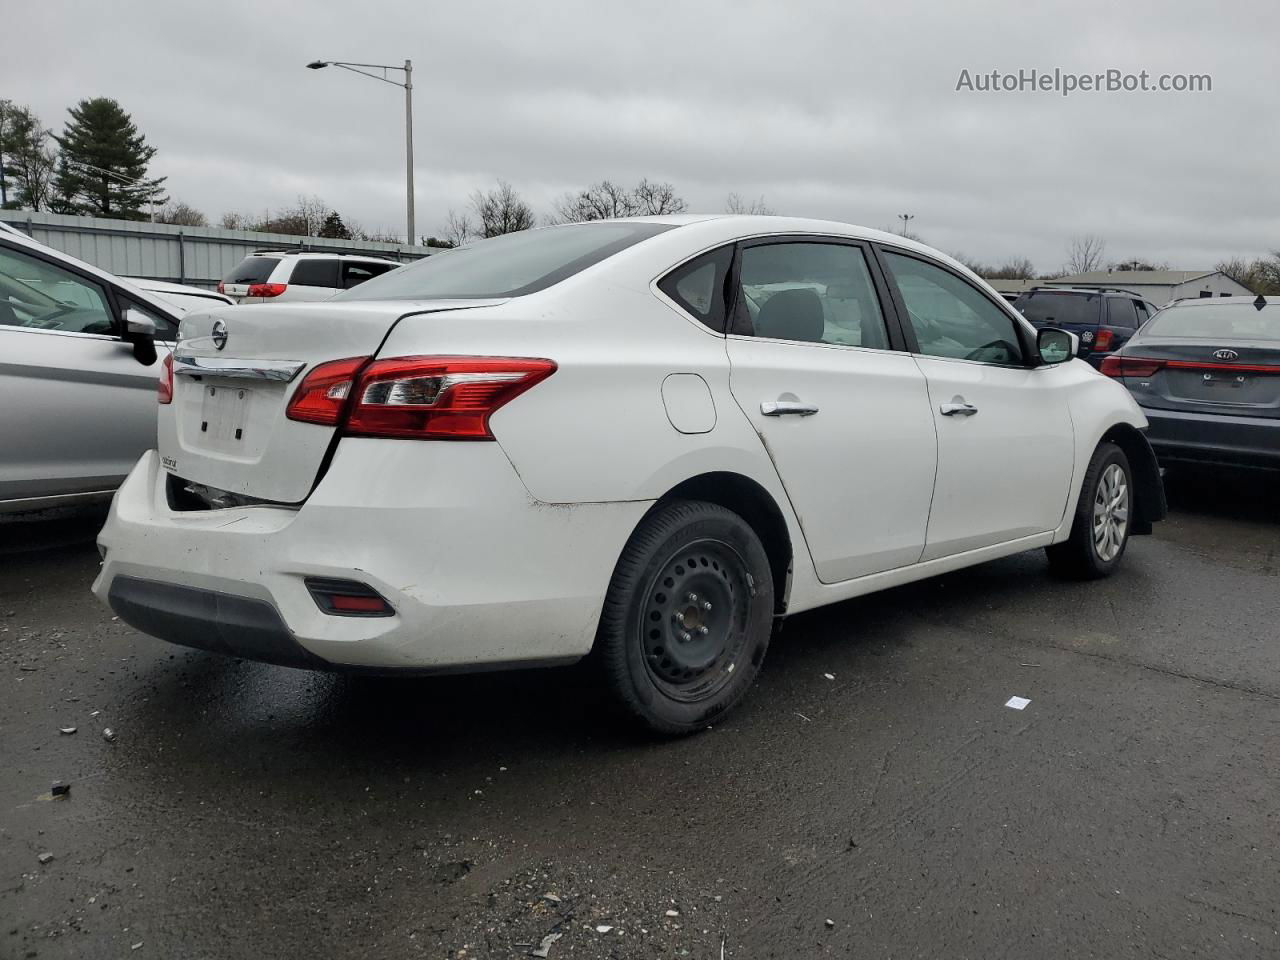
[1005, 696, 1031, 710]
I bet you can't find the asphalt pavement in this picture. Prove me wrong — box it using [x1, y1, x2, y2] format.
[2, 468, 1278, 959]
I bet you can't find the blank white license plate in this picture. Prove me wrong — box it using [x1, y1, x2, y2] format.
[199, 384, 252, 446]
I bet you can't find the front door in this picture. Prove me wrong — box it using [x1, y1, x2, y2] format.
[0, 241, 166, 506]
[878, 249, 1075, 560]
[725, 238, 938, 583]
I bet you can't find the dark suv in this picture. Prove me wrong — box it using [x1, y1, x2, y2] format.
[1012, 287, 1161, 368]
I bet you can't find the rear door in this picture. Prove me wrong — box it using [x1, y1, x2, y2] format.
[878, 248, 1075, 559]
[0, 240, 172, 506]
[723, 237, 938, 583]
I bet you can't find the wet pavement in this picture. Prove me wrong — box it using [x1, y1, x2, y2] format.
[2, 468, 1278, 959]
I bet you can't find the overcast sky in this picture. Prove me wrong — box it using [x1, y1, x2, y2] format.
[4, 0, 1277, 271]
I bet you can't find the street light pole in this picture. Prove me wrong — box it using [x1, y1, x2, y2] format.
[404, 59, 414, 246]
[306, 58, 416, 245]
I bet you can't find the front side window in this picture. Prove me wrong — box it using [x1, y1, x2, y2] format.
[883, 251, 1023, 364]
[733, 242, 889, 348]
[289, 259, 341, 288]
[0, 244, 115, 335]
[657, 246, 732, 331]
[335, 222, 674, 301]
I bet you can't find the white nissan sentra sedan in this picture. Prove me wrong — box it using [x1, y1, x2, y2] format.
[93, 216, 1166, 733]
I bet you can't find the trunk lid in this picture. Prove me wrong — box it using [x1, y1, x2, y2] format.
[1117, 339, 1280, 419]
[159, 299, 505, 503]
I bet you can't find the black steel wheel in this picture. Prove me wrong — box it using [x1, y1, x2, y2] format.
[596, 499, 774, 735]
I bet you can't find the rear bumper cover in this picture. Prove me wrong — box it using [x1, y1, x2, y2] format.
[1143, 406, 1280, 469]
[108, 576, 324, 669]
[93, 445, 650, 672]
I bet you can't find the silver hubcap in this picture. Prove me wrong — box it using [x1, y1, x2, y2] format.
[1092, 463, 1129, 562]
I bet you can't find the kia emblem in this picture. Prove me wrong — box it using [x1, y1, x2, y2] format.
[1213, 349, 1238, 361]
[212, 319, 228, 351]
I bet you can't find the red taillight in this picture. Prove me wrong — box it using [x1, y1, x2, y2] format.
[1101, 356, 1165, 378]
[285, 357, 370, 425]
[305, 578, 394, 617]
[216, 280, 226, 294]
[345, 356, 557, 440]
[158, 351, 174, 403]
[246, 282, 287, 298]
[1093, 328, 1114, 352]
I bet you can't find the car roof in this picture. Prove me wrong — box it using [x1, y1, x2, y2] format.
[248, 250, 399, 263]
[1163, 295, 1271, 308]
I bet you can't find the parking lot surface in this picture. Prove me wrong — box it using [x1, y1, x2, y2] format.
[2, 469, 1277, 959]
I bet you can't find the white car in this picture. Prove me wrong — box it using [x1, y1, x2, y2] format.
[94, 216, 1166, 733]
[219, 251, 399, 303]
[122, 277, 234, 314]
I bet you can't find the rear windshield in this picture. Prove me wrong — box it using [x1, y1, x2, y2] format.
[224, 256, 280, 284]
[1146, 302, 1278, 341]
[1014, 292, 1100, 326]
[334, 222, 675, 301]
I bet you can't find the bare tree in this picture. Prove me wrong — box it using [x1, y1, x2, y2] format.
[1, 103, 57, 211]
[1217, 254, 1280, 295]
[1108, 257, 1169, 272]
[442, 208, 474, 247]
[219, 211, 254, 230]
[552, 180, 637, 223]
[1065, 234, 1106, 275]
[633, 178, 687, 216]
[725, 192, 774, 215]
[156, 200, 207, 227]
[470, 180, 536, 237]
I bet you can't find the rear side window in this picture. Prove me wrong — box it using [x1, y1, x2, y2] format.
[1015, 292, 1100, 327]
[342, 261, 396, 289]
[334, 222, 674, 301]
[733, 241, 890, 349]
[1106, 297, 1139, 329]
[224, 256, 280, 284]
[657, 247, 732, 331]
[289, 259, 341, 288]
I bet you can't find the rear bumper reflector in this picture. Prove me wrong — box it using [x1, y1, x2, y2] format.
[305, 578, 395, 617]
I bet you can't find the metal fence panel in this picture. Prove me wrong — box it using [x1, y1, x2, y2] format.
[0, 210, 437, 289]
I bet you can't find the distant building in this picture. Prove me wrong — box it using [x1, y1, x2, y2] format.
[983, 278, 1038, 302]
[1043, 270, 1252, 306]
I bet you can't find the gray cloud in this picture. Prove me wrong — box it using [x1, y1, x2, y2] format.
[4, 0, 1277, 272]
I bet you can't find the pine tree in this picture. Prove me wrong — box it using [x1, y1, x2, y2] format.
[318, 210, 352, 239]
[52, 98, 166, 219]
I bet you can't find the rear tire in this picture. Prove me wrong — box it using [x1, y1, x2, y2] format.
[595, 499, 774, 735]
[1046, 442, 1133, 579]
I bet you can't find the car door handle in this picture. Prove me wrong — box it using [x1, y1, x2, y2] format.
[939, 402, 978, 417]
[761, 400, 819, 417]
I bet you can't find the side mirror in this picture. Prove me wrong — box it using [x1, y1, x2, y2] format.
[124, 307, 157, 339]
[123, 307, 158, 366]
[1037, 327, 1078, 365]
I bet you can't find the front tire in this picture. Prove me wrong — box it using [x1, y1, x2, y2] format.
[1047, 441, 1133, 579]
[595, 499, 774, 735]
